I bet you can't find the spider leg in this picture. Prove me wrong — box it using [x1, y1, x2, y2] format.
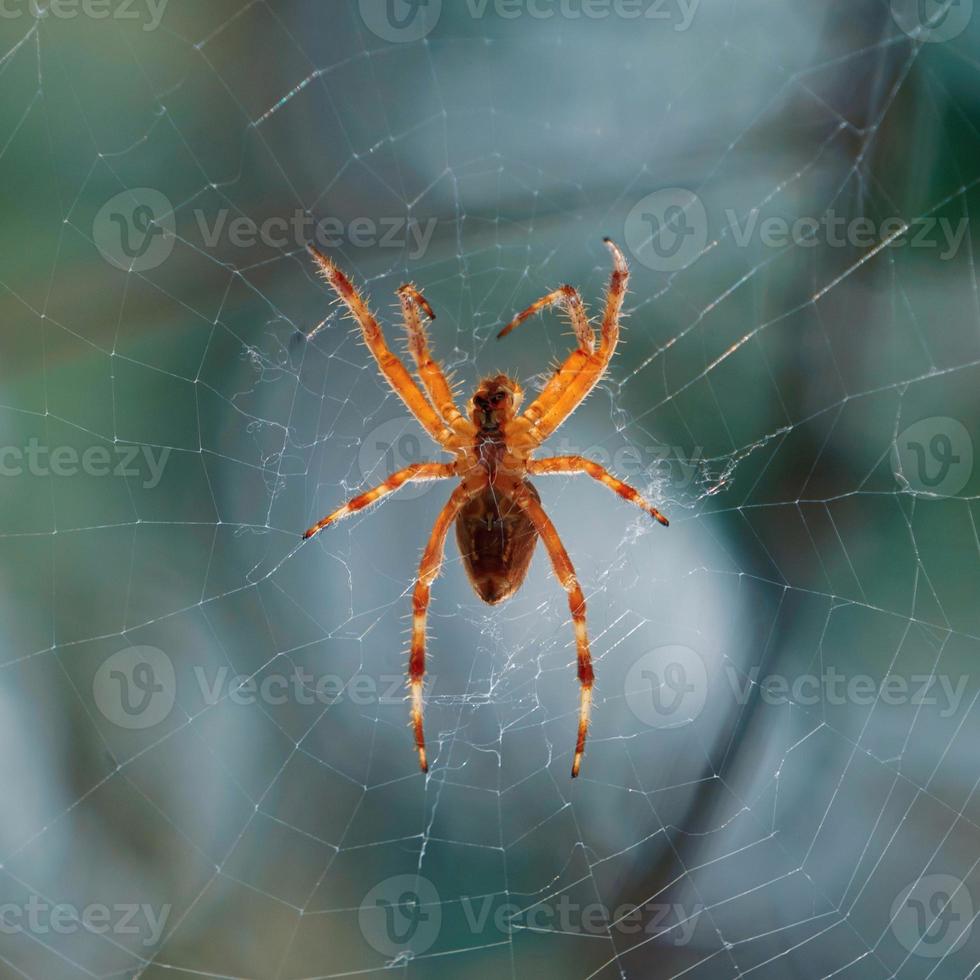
[307, 246, 454, 447]
[497, 284, 594, 354]
[504, 240, 629, 447]
[529, 456, 669, 526]
[397, 284, 468, 429]
[505, 481, 593, 777]
[410, 483, 477, 772]
[302, 462, 455, 540]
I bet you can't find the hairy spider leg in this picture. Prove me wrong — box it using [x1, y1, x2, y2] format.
[498, 283, 595, 354]
[307, 245, 453, 446]
[410, 483, 479, 772]
[302, 462, 455, 540]
[529, 456, 669, 526]
[397, 284, 469, 429]
[502, 239, 629, 446]
[505, 481, 594, 777]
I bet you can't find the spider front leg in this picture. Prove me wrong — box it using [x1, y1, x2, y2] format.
[397, 284, 468, 429]
[410, 483, 477, 772]
[529, 456, 669, 526]
[502, 239, 629, 446]
[307, 245, 453, 447]
[302, 462, 455, 539]
[505, 481, 594, 777]
[497, 283, 594, 353]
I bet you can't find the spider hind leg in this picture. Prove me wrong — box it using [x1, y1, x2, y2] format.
[410, 484, 477, 772]
[504, 481, 594, 777]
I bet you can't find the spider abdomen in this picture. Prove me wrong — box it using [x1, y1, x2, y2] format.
[455, 482, 540, 605]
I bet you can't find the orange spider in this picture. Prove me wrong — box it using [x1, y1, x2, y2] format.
[302, 240, 668, 777]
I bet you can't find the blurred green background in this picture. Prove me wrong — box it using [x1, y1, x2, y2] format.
[1, 1, 980, 977]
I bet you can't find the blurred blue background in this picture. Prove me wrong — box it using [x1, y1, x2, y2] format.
[1, 0, 980, 977]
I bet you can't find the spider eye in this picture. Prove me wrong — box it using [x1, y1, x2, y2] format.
[491, 392, 505, 404]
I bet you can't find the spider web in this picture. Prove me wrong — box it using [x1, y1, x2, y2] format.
[1, 1, 980, 977]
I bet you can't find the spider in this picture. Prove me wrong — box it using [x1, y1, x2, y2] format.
[302, 239, 668, 778]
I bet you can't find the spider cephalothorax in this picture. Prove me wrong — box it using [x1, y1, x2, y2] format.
[471, 374, 523, 432]
[302, 240, 668, 777]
